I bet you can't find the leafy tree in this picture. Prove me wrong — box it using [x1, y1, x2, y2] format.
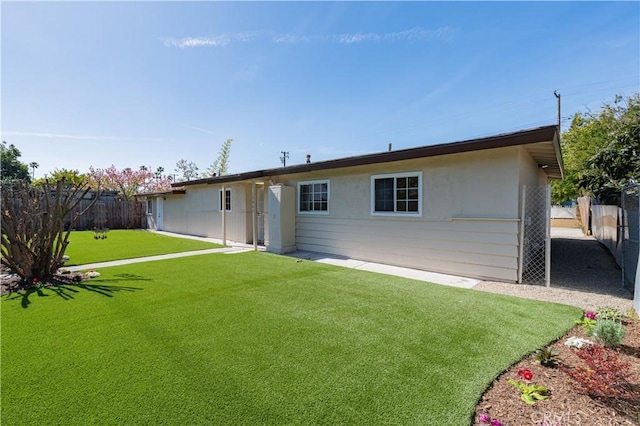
[552, 93, 640, 204]
[207, 138, 233, 176]
[579, 121, 639, 204]
[175, 159, 199, 182]
[1, 141, 30, 182]
[1, 178, 96, 282]
[33, 168, 87, 188]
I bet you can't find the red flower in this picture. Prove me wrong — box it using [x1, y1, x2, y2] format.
[32, 277, 39, 283]
[517, 369, 533, 381]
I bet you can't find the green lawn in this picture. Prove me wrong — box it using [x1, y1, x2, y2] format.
[63, 230, 223, 265]
[1, 252, 581, 425]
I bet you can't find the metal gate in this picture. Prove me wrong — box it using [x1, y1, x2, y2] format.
[621, 183, 639, 305]
[519, 185, 551, 286]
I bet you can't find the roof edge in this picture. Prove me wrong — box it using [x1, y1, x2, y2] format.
[175, 125, 559, 187]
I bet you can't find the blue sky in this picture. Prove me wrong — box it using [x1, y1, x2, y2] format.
[2, 1, 638, 179]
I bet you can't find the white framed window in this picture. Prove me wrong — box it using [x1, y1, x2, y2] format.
[298, 180, 329, 214]
[146, 199, 153, 215]
[218, 188, 231, 212]
[371, 172, 422, 216]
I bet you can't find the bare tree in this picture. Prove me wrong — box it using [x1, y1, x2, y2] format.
[1, 179, 98, 281]
[175, 159, 199, 182]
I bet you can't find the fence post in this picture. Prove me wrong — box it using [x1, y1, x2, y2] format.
[545, 185, 551, 287]
[518, 185, 526, 284]
[622, 184, 640, 314]
[621, 196, 626, 289]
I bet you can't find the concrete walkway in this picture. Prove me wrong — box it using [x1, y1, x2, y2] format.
[65, 247, 253, 272]
[286, 250, 479, 289]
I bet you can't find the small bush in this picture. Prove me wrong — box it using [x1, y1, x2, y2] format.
[595, 306, 623, 322]
[593, 319, 625, 347]
[534, 346, 560, 368]
[561, 344, 638, 399]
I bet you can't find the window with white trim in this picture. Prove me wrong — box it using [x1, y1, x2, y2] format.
[298, 180, 329, 214]
[371, 172, 422, 215]
[146, 199, 153, 215]
[218, 188, 231, 212]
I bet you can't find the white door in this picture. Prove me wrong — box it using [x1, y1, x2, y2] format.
[156, 197, 164, 231]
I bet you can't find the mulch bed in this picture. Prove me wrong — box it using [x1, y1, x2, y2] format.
[475, 317, 640, 425]
[0, 268, 87, 295]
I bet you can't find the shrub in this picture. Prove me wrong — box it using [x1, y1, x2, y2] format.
[593, 319, 625, 347]
[595, 306, 623, 322]
[561, 344, 638, 399]
[534, 346, 560, 368]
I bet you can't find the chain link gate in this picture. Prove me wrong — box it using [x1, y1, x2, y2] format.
[621, 183, 639, 312]
[519, 185, 551, 286]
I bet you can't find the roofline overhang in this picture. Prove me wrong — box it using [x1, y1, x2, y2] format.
[553, 129, 565, 179]
[137, 188, 186, 198]
[174, 125, 561, 188]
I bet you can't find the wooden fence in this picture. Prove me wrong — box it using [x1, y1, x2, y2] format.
[577, 196, 591, 233]
[68, 200, 147, 231]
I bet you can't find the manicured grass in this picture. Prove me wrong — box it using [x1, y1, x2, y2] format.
[63, 230, 223, 265]
[1, 252, 581, 425]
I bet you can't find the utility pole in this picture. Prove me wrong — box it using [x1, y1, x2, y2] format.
[280, 151, 289, 167]
[553, 90, 561, 132]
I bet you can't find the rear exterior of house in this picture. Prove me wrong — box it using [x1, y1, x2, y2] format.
[143, 126, 562, 283]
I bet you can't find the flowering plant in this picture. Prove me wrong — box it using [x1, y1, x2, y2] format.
[507, 369, 548, 405]
[575, 311, 597, 333]
[32, 277, 43, 289]
[564, 336, 593, 349]
[479, 413, 503, 425]
[86, 270, 101, 278]
[518, 368, 533, 380]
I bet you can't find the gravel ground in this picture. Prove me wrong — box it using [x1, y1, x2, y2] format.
[473, 228, 635, 312]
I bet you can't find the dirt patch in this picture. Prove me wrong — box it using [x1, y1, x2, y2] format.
[475, 318, 640, 425]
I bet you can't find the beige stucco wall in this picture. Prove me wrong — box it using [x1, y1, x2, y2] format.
[275, 147, 526, 282]
[517, 146, 549, 216]
[162, 184, 253, 242]
[157, 145, 546, 282]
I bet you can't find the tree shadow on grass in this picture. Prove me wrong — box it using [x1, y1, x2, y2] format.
[4, 273, 147, 309]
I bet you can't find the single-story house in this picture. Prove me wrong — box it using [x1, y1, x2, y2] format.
[143, 125, 562, 284]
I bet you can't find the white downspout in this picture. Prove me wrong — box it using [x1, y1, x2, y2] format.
[222, 185, 227, 246]
[252, 181, 258, 251]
